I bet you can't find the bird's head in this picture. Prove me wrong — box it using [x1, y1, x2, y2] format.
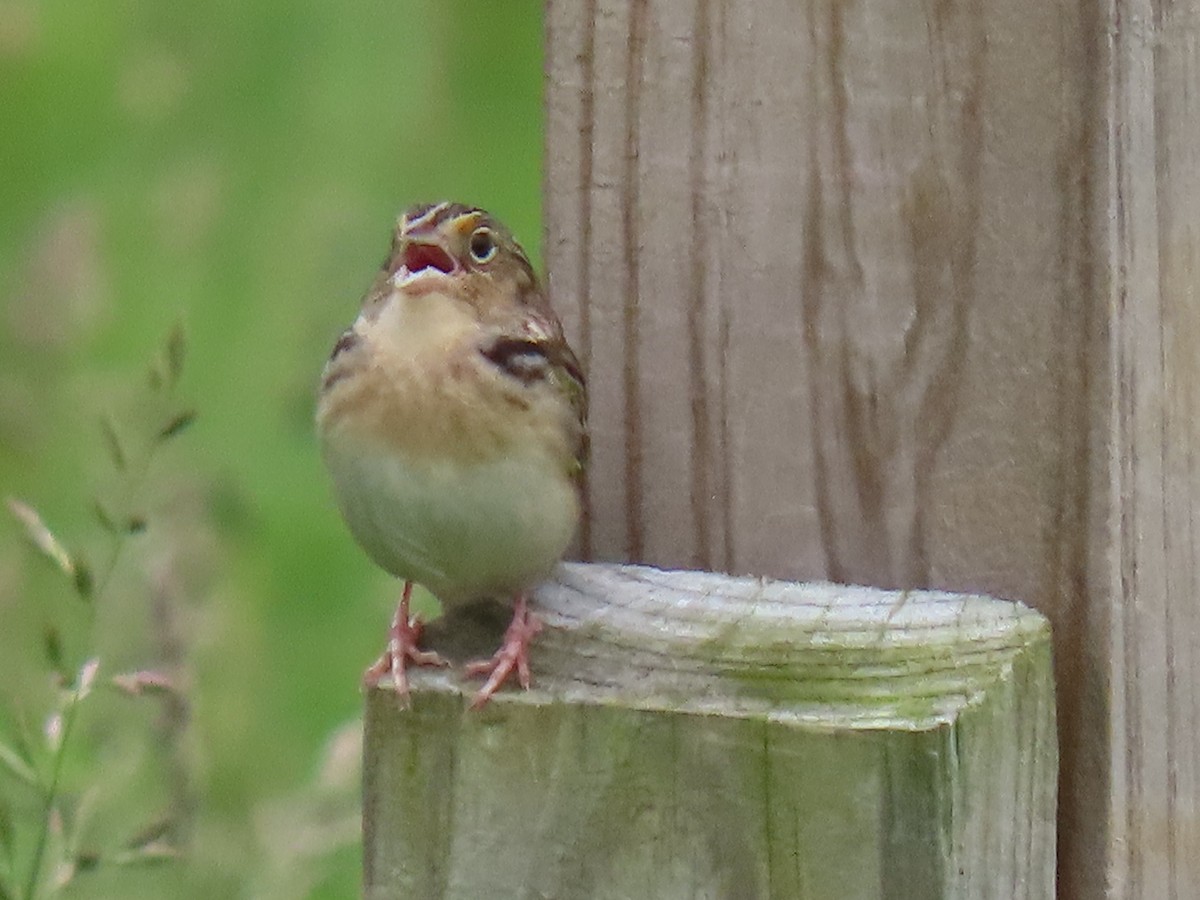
[384, 202, 539, 314]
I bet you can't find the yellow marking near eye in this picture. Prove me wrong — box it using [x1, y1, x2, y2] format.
[451, 211, 484, 236]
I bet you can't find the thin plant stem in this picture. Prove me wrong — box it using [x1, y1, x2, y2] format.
[22, 678, 85, 900]
[12, 329, 191, 898]
[20, 424, 160, 899]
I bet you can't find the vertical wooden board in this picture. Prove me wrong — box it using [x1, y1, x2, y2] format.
[710, 0, 818, 578]
[1152, 11, 1200, 884]
[616, 1, 700, 567]
[1104, 3, 1200, 897]
[545, 0, 1095, 594]
[546, 1, 1100, 892]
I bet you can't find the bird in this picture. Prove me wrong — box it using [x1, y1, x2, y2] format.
[316, 202, 586, 709]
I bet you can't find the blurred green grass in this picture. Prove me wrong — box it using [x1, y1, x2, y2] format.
[0, 1, 544, 896]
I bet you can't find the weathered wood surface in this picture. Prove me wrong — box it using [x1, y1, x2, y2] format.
[363, 564, 1055, 900]
[1106, 7, 1200, 899]
[543, 3, 1200, 898]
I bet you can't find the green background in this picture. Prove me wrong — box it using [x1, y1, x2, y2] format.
[0, 1, 543, 896]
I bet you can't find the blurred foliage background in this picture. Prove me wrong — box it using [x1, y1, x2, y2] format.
[0, 1, 543, 896]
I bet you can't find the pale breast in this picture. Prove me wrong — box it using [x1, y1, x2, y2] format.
[320, 426, 579, 605]
[316, 287, 580, 603]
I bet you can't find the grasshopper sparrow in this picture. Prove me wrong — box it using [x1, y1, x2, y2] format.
[316, 202, 586, 709]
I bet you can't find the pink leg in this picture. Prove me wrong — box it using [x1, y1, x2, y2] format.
[363, 581, 449, 707]
[464, 593, 543, 710]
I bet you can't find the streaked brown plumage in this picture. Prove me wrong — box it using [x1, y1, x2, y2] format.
[317, 202, 586, 708]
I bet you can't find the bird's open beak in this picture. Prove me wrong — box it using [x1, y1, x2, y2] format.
[390, 239, 458, 287]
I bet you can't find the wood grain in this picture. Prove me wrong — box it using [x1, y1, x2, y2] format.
[1105, 4, 1200, 897]
[544, 1, 1200, 897]
[364, 564, 1056, 899]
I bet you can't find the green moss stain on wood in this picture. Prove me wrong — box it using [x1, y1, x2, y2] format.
[364, 564, 1056, 899]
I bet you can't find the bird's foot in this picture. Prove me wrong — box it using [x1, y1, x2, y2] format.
[464, 594, 542, 710]
[363, 583, 449, 707]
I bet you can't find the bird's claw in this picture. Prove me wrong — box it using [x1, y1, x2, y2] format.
[464, 595, 542, 709]
[363, 583, 449, 708]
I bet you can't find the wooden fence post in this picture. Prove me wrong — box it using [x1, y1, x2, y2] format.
[543, 2, 1200, 898]
[363, 565, 1055, 899]
[360, 1, 1200, 895]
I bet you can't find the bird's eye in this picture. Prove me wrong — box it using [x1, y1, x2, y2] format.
[469, 228, 498, 264]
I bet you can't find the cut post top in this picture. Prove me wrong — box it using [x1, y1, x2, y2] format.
[403, 562, 1051, 731]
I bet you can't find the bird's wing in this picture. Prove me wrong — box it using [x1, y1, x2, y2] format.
[477, 313, 588, 482]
